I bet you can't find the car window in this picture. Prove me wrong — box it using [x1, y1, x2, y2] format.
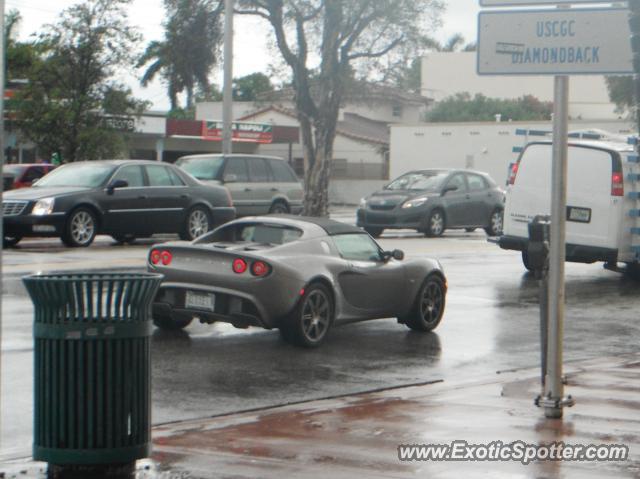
[445, 173, 466, 192]
[332, 233, 381, 262]
[467, 173, 488, 191]
[23, 167, 45, 182]
[247, 158, 271, 182]
[177, 156, 224, 180]
[223, 158, 249, 182]
[146, 165, 175, 186]
[197, 222, 303, 245]
[268, 159, 298, 182]
[167, 167, 186, 186]
[112, 165, 145, 187]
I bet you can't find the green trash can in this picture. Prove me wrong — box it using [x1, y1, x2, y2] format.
[22, 272, 163, 470]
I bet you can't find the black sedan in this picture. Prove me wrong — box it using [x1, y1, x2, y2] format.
[357, 169, 505, 238]
[147, 216, 447, 347]
[2, 160, 235, 247]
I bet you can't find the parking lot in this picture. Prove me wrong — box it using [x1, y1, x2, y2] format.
[2, 221, 640, 461]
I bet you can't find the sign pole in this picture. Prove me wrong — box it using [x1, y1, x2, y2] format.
[222, 0, 234, 155]
[543, 75, 572, 418]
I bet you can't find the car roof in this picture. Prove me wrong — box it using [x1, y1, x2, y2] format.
[178, 153, 287, 161]
[235, 215, 364, 236]
[62, 159, 170, 167]
[405, 168, 493, 177]
[529, 140, 635, 153]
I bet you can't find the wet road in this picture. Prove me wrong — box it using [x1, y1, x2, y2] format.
[2, 228, 640, 461]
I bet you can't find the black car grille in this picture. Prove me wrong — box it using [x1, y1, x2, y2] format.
[3, 200, 28, 216]
[369, 204, 396, 211]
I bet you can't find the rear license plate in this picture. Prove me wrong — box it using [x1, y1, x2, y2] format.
[567, 206, 591, 223]
[185, 291, 215, 311]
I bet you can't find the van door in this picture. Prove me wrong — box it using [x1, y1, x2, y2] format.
[221, 158, 252, 216]
[245, 157, 273, 215]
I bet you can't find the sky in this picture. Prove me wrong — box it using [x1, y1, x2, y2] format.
[9, 0, 481, 110]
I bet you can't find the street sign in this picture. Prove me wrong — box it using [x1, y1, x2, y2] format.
[480, 0, 621, 6]
[477, 8, 633, 75]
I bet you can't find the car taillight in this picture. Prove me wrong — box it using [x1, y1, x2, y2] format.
[161, 251, 173, 265]
[612, 171, 624, 197]
[150, 249, 161, 265]
[232, 258, 247, 274]
[508, 161, 520, 185]
[251, 261, 270, 277]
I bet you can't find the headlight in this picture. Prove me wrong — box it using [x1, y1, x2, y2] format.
[402, 197, 430, 209]
[32, 198, 55, 215]
[359, 197, 367, 208]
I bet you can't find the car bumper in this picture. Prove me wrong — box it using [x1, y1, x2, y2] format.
[498, 234, 618, 264]
[3, 213, 66, 237]
[210, 206, 236, 226]
[150, 276, 306, 330]
[356, 207, 426, 230]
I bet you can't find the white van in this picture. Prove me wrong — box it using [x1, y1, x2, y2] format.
[499, 140, 640, 274]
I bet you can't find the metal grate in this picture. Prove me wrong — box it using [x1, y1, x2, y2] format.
[3, 200, 28, 216]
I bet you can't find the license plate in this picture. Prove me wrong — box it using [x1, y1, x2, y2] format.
[567, 206, 591, 223]
[185, 291, 215, 311]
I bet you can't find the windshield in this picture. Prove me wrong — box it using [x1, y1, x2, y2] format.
[34, 163, 115, 188]
[177, 156, 224, 181]
[386, 171, 448, 191]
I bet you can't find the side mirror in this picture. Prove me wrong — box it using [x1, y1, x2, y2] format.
[107, 179, 128, 194]
[382, 249, 404, 262]
[442, 184, 458, 195]
[223, 173, 238, 183]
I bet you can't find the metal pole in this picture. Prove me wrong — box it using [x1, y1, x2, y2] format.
[544, 75, 570, 419]
[0, 0, 5, 441]
[222, 0, 233, 155]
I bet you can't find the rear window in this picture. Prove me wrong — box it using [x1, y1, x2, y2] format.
[268, 159, 298, 182]
[197, 222, 303, 246]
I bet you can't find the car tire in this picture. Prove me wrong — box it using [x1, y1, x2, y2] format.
[484, 208, 504, 236]
[281, 283, 334, 348]
[153, 313, 193, 331]
[522, 250, 533, 272]
[180, 206, 211, 241]
[111, 234, 136, 245]
[61, 207, 97, 247]
[402, 275, 446, 332]
[425, 209, 445, 237]
[465, 227, 476, 233]
[269, 201, 290, 214]
[3, 236, 22, 248]
[364, 227, 383, 238]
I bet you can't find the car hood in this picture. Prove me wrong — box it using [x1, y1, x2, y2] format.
[2, 186, 93, 201]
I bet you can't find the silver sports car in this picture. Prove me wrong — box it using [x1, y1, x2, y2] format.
[147, 216, 447, 347]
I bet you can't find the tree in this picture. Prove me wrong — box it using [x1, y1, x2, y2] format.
[426, 93, 553, 122]
[16, 0, 145, 162]
[233, 72, 273, 101]
[238, 0, 443, 216]
[5, 10, 40, 80]
[138, 0, 223, 110]
[605, 76, 634, 115]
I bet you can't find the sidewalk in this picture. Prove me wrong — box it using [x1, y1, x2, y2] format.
[3, 355, 639, 478]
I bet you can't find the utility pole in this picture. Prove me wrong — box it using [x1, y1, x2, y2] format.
[222, 0, 233, 154]
[0, 0, 5, 441]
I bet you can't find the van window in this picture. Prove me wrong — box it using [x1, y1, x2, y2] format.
[268, 159, 298, 182]
[178, 156, 224, 181]
[247, 158, 271, 182]
[223, 158, 249, 182]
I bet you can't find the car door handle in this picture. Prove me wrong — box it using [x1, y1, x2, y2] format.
[138, 195, 148, 200]
[244, 188, 252, 192]
[180, 194, 189, 199]
[270, 188, 279, 192]
[465, 194, 471, 199]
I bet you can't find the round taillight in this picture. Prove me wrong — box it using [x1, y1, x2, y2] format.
[232, 258, 247, 274]
[150, 249, 161, 265]
[160, 250, 172, 265]
[251, 261, 269, 277]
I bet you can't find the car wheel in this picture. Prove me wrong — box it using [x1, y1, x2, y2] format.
[465, 228, 476, 233]
[62, 208, 97, 247]
[364, 227, 383, 238]
[425, 209, 445, 237]
[153, 313, 193, 331]
[269, 201, 290, 214]
[522, 250, 533, 272]
[3, 236, 22, 248]
[282, 283, 334, 347]
[111, 234, 136, 245]
[484, 208, 503, 236]
[180, 206, 211, 241]
[403, 275, 446, 332]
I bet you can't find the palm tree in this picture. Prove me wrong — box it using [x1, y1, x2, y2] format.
[425, 33, 476, 52]
[138, 0, 223, 110]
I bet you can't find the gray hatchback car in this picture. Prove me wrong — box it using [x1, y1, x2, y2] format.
[176, 154, 304, 217]
[357, 169, 505, 237]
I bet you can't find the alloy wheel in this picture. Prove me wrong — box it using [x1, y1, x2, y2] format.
[419, 280, 444, 327]
[301, 289, 331, 342]
[70, 211, 95, 245]
[430, 212, 444, 236]
[188, 209, 209, 239]
[490, 210, 503, 235]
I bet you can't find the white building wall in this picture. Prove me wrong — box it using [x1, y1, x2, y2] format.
[390, 120, 636, 186]
[422, 52, 621, 120]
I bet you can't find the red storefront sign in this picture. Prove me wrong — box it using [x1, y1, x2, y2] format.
[202, 120, 273, 143]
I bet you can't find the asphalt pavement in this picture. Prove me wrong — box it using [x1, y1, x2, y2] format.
[1, 210, 640, 477]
